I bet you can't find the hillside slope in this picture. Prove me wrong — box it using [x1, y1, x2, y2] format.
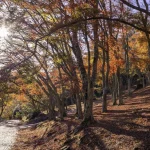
[12, 86, 150, 150]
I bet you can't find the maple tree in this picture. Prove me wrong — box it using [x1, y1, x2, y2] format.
[0, 0, 150, 125]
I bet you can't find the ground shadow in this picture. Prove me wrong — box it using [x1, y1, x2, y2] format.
[90, 120, 150, 149]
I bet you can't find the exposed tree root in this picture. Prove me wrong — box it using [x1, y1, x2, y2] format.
[73, 117, 95, 135]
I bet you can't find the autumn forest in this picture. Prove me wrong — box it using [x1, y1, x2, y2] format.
[0, 1, 150, 148]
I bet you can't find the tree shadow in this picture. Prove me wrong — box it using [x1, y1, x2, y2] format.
[131, 87, 150, 99]
[60, 119, 107, 150]
[80, 127, 107, 150]
[90, 120, 150, 150]
[106, 108, 150, 120]
[62, 119, 79, 135]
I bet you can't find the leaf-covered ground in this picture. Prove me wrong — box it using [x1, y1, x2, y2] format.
[12, 86, 150, 150]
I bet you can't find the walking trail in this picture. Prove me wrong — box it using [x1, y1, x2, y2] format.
[0, 119, 40, 150]
[0, 120, 21, 150]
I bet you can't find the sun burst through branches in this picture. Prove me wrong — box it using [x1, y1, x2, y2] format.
[0, 26, 9, 39]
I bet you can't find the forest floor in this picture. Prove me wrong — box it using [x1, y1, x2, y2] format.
[12, 86, 150, 150]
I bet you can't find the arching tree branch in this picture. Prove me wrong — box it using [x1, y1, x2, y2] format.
[38, 16, 150, 41]
[120, 0, 150, 16]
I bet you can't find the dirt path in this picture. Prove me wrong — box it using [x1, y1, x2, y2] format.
[0, 120, 21, 150]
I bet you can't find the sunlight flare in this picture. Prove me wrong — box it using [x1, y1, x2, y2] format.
[0, 26, 9, 39]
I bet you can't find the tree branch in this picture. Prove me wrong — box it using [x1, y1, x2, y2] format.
[37, 16, 150, 41]
[120, 0, 150, 16]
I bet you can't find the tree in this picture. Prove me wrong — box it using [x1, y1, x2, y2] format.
[0, 0, 150, 124]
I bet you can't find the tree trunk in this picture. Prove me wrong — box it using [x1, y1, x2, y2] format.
[102, 48, 107, 112]
[112, 73, 117, 105]
[102, 47, 110, 112]
[146, 36, 150, 84]
[58, 66, 66, 119]
[127, 76, 131, 96]
[58, 99, 65, 120]
[70, 29, 88, 100]
[47, 97, 56, 120]
[117, 66, 123, 105]
[48, 108, 55, 120]
[83, 2, 99, 122]
[102, 88, 107, 112]
[125, 37, 131, 96]
[0, 105, 4, 117]
[83, 88, 94, 122]
[76, 95, 82, 119]
[142, 75, 146, 88]
[73, 72, 83, 119]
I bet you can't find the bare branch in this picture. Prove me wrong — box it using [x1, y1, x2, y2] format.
[120, 0, 150, 16]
